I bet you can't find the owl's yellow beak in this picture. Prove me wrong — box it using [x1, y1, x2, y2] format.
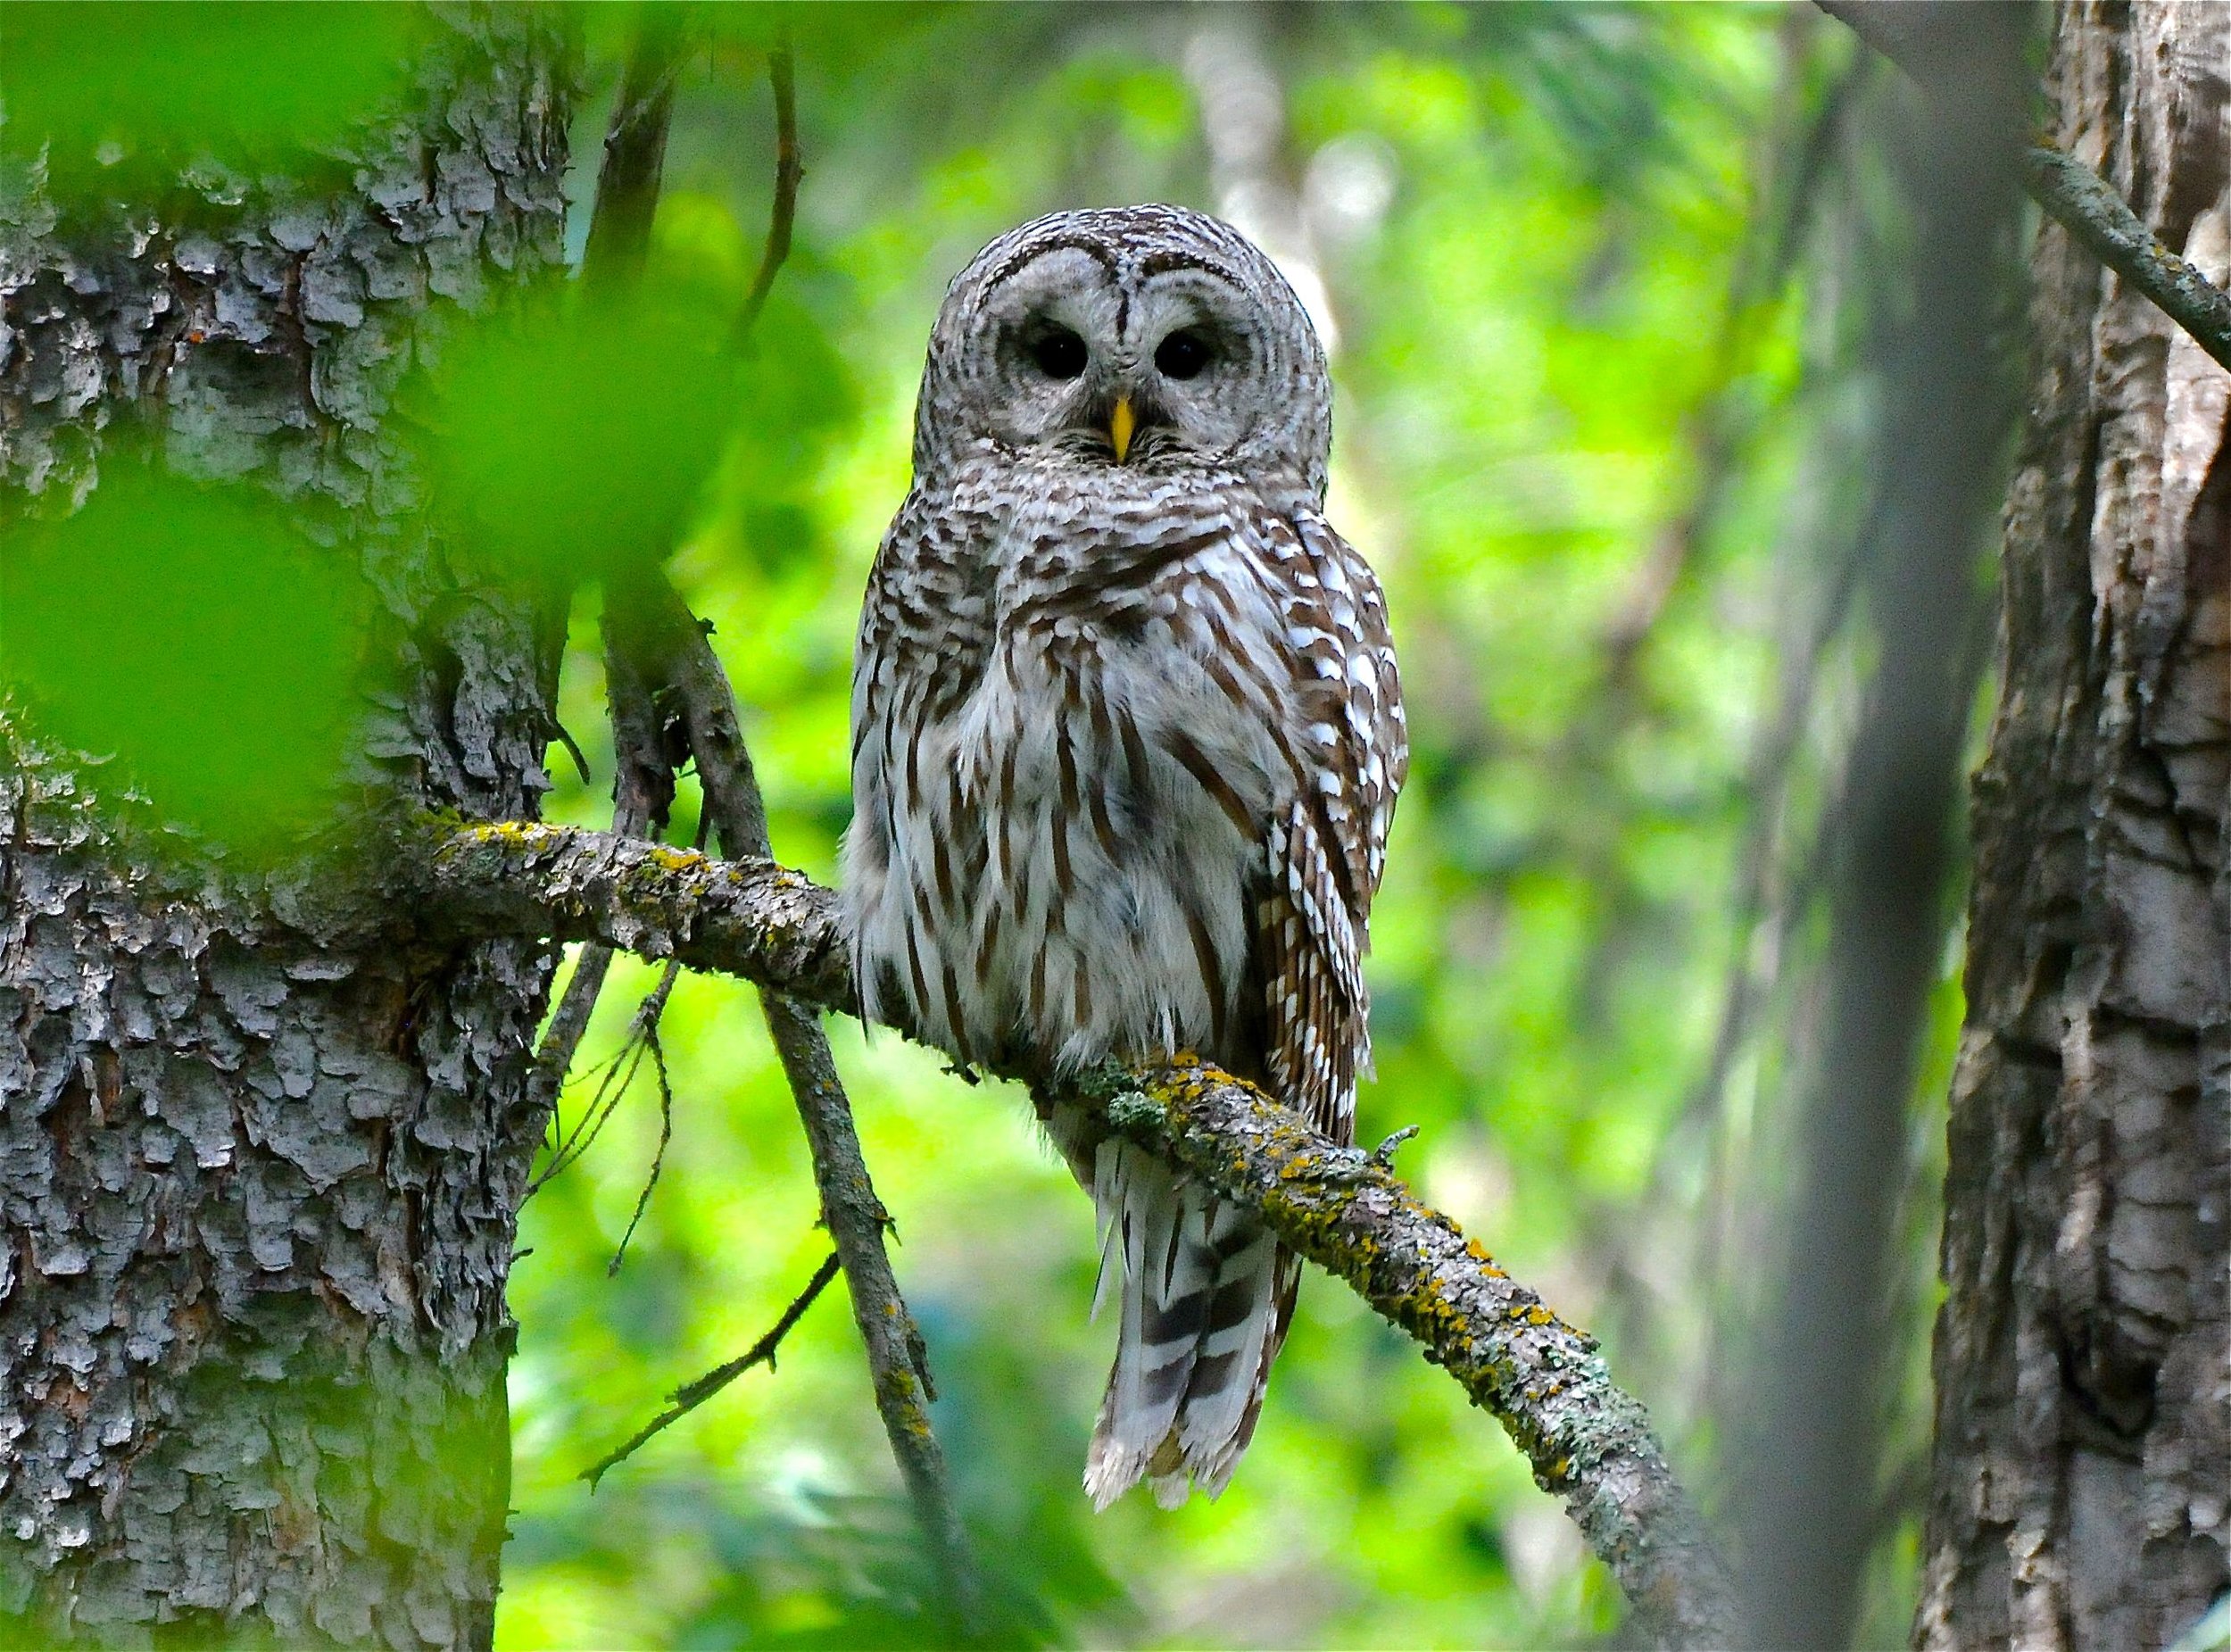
[1109, 396, 1135, 464]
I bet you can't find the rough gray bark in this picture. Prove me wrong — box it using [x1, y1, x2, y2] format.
[0, 15, 571, 1647]
[1917, 4, 2231, 1648]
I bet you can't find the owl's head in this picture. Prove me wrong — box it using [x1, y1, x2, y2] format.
[913, 205, 1331, 497]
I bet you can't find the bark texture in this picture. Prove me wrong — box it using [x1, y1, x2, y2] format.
[1917, 5, 2231, 1648]
[0, 16, 570, 1647]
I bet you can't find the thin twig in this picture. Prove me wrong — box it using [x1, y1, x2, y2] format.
[607, 1015, 676, 1274]
[519, 659, 663, 1149]
[525, 595, 682, 1197]
[734, 37, 800, 347]
[583, 1249, 843, 1489]
[590, 23, 966, 1573]
[527, 943, 615, 1124]
[550, 718, 593, 785]
[527, 962, 680, 1195]
[529, 1024, 640, 1191]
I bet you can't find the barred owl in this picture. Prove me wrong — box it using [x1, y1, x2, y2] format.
[844, 205, 1406, 1508]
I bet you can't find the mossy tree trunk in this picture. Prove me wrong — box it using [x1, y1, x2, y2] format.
[0, 14, 571, 1647]
[1916, 4, 2230, 1646]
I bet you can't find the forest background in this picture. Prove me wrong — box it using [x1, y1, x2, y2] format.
[500, 8, 1953, 1647]
[1, 4, 2036, 1648]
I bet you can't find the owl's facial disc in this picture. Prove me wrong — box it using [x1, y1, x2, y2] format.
[972, 246, 1268, 467]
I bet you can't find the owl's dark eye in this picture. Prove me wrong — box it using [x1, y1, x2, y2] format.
[1154, 328, 1213, 380]
[1024, 323, 1089, 380]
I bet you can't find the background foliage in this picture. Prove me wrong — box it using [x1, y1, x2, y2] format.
[1, 5, 1985, 1647]
[502, 7, 1971, 1647]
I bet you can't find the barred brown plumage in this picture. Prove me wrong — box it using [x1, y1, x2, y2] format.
[844, 205, 1406, 1507]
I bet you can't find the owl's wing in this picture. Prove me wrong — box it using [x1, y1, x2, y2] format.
[1248, 504, 1406, 1147]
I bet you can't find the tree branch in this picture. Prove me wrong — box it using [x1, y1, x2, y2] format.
[734, 37, 801, 346]
[1082, 1059, 1736, 1651]
[2021, 145, 2231, 370]
[422, 820, 853, 1003]
[413, 817, 1738, 1648]
[603, 575, 985, 1635]
[524, 577, 675, 1125]
[525, 9, 691, 1117]
[1816, 0, 2231, 370]
[582, 9, 687, 296]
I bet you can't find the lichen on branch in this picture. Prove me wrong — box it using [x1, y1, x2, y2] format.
[1075, 1057, 1734, 1648]
[419, 818, 854, 1009]
[414, 816, 1738, 1648]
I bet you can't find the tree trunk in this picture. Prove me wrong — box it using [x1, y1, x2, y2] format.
[1918, 4, 2231, 1648]
[0, 15, 569, 1647]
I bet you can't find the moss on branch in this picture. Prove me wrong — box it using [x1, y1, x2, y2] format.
[416, 817, 1738, 1648]
[419, 819, 854, 1010]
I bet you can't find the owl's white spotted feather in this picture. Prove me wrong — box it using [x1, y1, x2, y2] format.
[845, 206, 1405, 1507]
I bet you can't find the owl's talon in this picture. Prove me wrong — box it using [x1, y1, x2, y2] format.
[942, 1060, 981, 1086]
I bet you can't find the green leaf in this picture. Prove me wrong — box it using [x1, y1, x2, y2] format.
[0, 3, 428, 200]
[412, 280, 740, 581]
[1, 469, 367, 849]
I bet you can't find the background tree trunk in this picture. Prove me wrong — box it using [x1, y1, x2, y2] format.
[1917, 4, 2230, 1647]
[0, 15, 569, 1647]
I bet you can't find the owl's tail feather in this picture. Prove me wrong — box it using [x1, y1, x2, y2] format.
[1083, 1141, 1289, 1510]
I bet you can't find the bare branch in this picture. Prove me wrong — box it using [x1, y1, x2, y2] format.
[568, 34, 975, 1607]
[584, 1249, 843, 1489]
[601, 968, 679, 1274]
[734, 38, 801, 346]
[414, 818, 1739, 1648]
[422, 821, 853, 1002]
[583, 12, 688, 295]
[527, 943, 615, 1121]
[1082, 1058, 1738, 1651]
[522, 12, 691, 1123]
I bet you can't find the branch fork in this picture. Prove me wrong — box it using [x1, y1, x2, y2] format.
[422, 823, 1739, 1648]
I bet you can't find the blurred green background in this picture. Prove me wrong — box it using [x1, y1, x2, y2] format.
[502, 7, 1962, 1648]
